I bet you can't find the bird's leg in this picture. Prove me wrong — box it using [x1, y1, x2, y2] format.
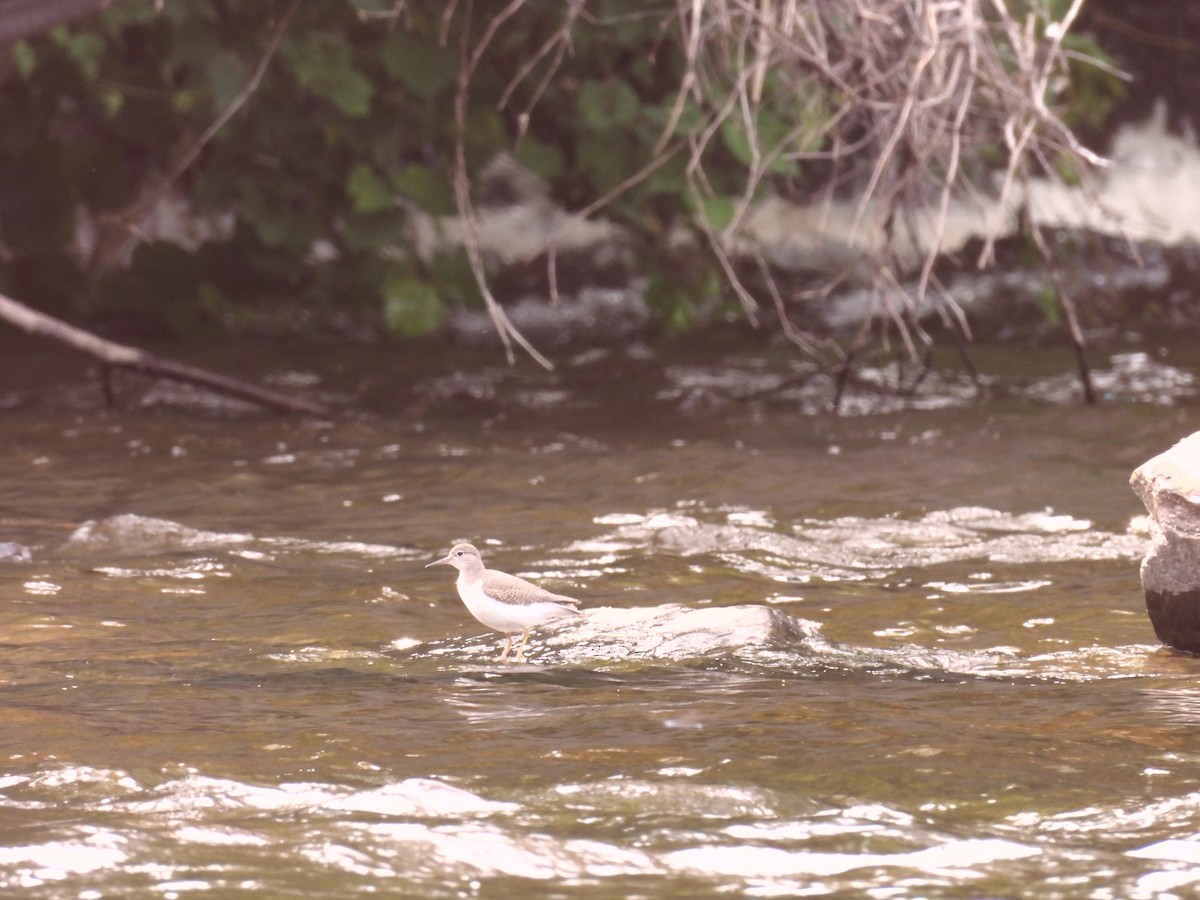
[498, 634, 512, 662]
[513, 629, 530, 662]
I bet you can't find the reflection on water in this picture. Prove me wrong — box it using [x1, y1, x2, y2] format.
[1, 334, 1199, 896]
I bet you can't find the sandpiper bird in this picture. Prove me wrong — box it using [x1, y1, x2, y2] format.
[426, 542, 582, 662]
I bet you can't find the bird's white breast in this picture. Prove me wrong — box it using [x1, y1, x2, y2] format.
[456, 576, 574, 634]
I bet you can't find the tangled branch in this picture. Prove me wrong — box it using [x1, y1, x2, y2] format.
[450, 0, 1111, 365]
[679, 0, 1108, 352]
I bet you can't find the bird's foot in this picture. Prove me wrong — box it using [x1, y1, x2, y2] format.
[513, 630, 531, 663]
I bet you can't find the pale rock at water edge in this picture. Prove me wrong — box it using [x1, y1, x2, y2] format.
[1131, 432, 1200, 652]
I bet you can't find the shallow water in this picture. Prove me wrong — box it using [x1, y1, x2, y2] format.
[1, 331, 1199, 897]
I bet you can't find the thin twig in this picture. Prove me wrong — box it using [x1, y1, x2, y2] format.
[451, 0, 552, 369]
[542, 144, 683, 305]
[1028, 225, 1095, 404]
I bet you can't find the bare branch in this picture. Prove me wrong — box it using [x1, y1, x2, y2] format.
[450, 0, 1110, 370]
[451, 0, 553, 369]
[0, 292, 330, 415]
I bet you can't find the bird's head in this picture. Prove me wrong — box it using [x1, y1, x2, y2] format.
[426, 542, 483, 573]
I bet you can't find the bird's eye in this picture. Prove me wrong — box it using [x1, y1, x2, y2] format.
[455, 550, 463, 556]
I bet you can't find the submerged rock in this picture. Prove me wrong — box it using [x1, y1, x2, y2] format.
[0, 541, 32, 563]
[477, 607, 844, 672]
[65, 513, 251, 555]
[1130, 433, 1200, 652]
[444, 285, 649, 350]
[551, 604, 822, 662]
[418, 603, 830, 667]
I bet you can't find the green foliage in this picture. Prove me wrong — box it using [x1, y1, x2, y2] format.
[0, 0, 447, 333]
[1058, 34, 1126, 130]
[696, 195, 738, 233]
[511, 137, 564, 185]
[347, 163, 393, 214]
[578, 79, 640, 131]
[280, 31, 372, 117]
[380, 31, 456, 100]
[716, 92, 810, 177]
[1036, 286, 1063, 327]
[0, 0, 1122, 342]
[11, 41, 36, 78]
[390, 164, 455, 215]
[383, 270, 444, 337]
[1001, 2, 1125, 132]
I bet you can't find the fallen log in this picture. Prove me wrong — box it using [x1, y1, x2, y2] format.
[0, 292, 331, 416]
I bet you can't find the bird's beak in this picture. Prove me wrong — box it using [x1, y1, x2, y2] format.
[425, 554, 452, 568]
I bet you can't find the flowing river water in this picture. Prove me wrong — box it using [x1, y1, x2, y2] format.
[2, 329, 1200, 898]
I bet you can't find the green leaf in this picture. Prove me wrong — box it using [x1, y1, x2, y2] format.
[381, 31, 457, 100]
[391, 165, 454, 215]
[50, 28, 105, 80]
[428, 250, 478, 307]
[643, 99, 704, 137]
[1036, 286, 1062, 327]
[99, 87, 123, 117]
[1058, 34, 1126, 130]
[347, 163, 393, 213]
[644, 155, 687, 199]
[719, 111, 799, 177]
[282, 33, 373, 117]
[383, 274, 444, 336]
[12, 41, 36, 79]
[240, 192, 291, 247]
[463, 105, 508, 159]
[576, 130, 637, 195]
[578, 79, 640, 130]
[513, 137, 564, 183]
[689, 194, 737, 233]
[238, 181, 324, 249]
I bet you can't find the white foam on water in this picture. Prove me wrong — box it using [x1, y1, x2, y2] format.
[0, 831, 128, 885]
[664, 836, 1039, 879]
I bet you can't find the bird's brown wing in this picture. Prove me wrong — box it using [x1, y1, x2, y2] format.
[481, 570, 581, 608]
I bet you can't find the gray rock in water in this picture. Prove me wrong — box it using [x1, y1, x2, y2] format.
[0, 541, 32, 563]
[445, 285, 648, 350]
[535, 603, 825, 665]
[1131, 433, 1200, 652]
[65, 513, 251, 555]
